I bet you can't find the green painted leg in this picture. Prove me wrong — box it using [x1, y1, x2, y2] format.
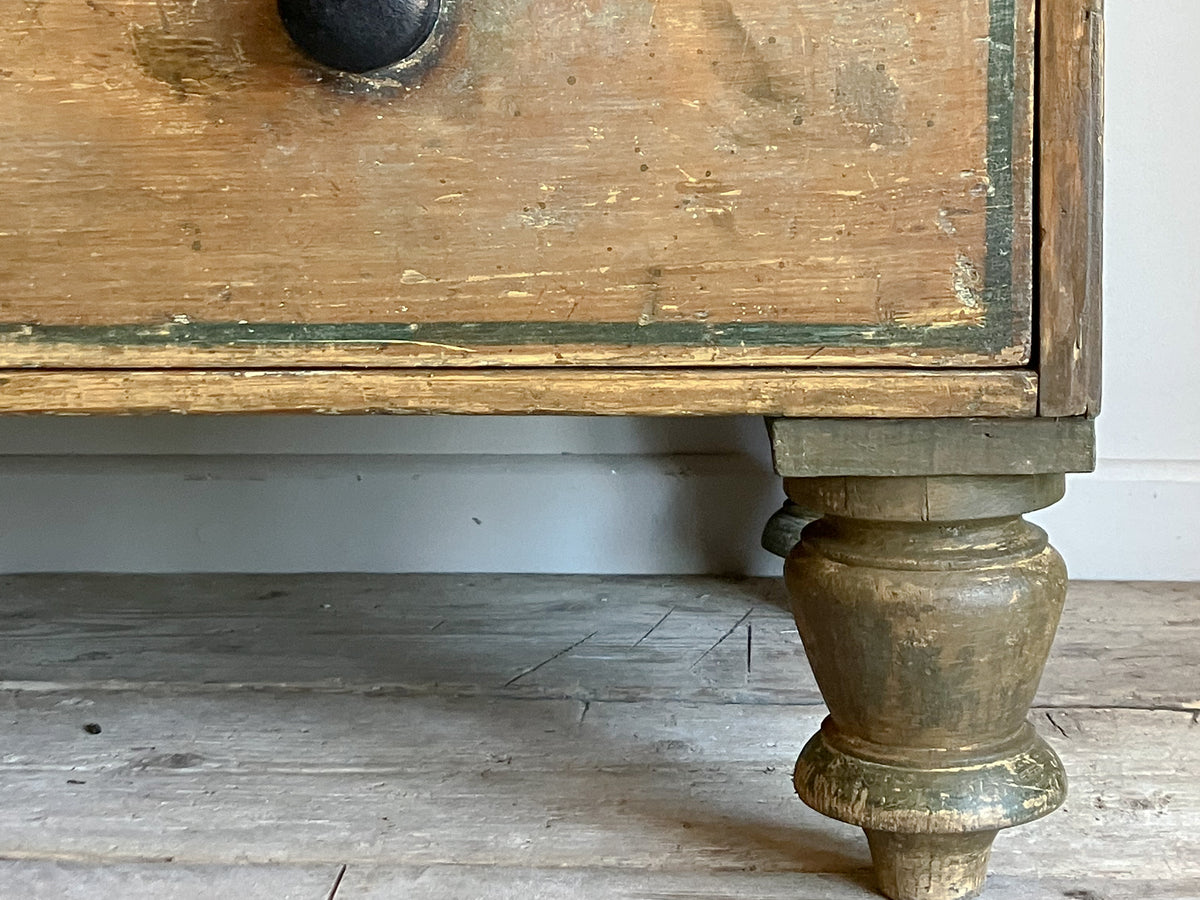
[783, 475, 1069, 900]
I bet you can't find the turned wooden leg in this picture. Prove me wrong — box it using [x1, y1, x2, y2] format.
[783, 474, 1069, 900]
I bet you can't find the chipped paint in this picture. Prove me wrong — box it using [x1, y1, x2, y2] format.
[954, 254, 984, 309]
[130, 25, 247, 95]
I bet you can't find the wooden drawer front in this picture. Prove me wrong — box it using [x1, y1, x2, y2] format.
[0, 0, 1032, 369]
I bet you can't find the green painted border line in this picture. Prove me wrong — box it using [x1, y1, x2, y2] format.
[0, 320, 955, 349]
[982, 0, 1019, 350]
[3, 2, 1020, 356]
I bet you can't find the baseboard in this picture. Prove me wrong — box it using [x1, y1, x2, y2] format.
[1030, 460, 1200, 581]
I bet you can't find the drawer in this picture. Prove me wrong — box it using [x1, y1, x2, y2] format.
[1, 0, 1033, 369]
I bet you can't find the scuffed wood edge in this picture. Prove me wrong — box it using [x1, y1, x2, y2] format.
[0, 340, 1031, 370]
[1037, 0, 1104, 416]
[769, 416, 1095, 476]
[1009, 0, 1038, 364]
[0, 369, 1038, 417]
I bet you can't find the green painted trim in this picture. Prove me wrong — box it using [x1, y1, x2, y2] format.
[0, 320, 960, 349]
[3, 4, 1021, 357]
[982, 0, 1019, 350]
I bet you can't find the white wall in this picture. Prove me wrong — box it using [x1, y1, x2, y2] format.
[1030, 0, 1200, 580]
[0, 417, 781, 574]
[1, 1, 1196, 579]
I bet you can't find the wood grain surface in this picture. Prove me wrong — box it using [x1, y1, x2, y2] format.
[0, 575, 1193, 717]
[0, 576, 1195, 898]
[769, 416, 1094, 476]
[4, 863, 1196, 900]
[1037, 0, 1104, 416]
[2, 693, 1192, 882]
[0, 368, 1038, 416]
[0, 0, 1034, 368]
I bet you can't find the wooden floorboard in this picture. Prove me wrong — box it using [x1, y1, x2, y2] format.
[0, 575, 1196, 709]
[5, 862, 1197, 900]
[0, 862, 340, 900]
[0, 692, 1194, 880]
[0, 576, 1196, 898]
[337, 866, 1200, 900]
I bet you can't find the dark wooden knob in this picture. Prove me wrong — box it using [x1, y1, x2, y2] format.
[278, 0, 439, 74]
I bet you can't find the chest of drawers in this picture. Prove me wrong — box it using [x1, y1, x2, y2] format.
[0, 1, 1102, 897]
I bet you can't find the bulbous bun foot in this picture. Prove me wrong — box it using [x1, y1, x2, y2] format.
[865, 830, 996, 900]
[782, 474, 1071, 900]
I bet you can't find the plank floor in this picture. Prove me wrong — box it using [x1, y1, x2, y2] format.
[0, 575, 1197, 899]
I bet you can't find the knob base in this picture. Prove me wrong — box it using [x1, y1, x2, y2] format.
[279, 0, 440, 74]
